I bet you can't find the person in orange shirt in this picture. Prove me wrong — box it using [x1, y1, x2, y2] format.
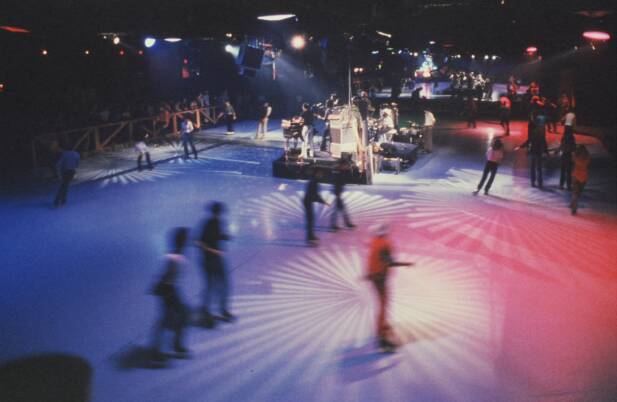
[365, 224, 413, 351]
[570, 145, 590, 215]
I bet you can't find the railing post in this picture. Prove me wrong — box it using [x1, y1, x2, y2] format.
[195, 108, 201, 129]
[172, 113, 178, 135]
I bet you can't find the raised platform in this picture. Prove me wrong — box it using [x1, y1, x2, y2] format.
[272, 152, 369, 184]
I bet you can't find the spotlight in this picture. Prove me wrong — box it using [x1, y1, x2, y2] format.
[484, 54, 489, 60]
[113, 36, 120, 45]
[471, 54, 475, 59]
[429, 40, 436, 45]
[84, 49, 90, 55]
[225, 33, 233, 38]
[118, 49, 125, 56]
[224, 44, 234, 53]
[138, 50, 144, 55]
[41, 49, 48, 56]
[144, 37, 156, 48]
[290, 35, 306, 50]
[257, 14, 296, 21]
[376, 30, 392, 38]
[164, 37, 182, 43]
[492, 55, 498, 60]
[526, 46, 538, 54]
[582, 31, 610, 41]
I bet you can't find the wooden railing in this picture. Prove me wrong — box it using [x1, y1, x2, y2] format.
[30, 106, 219, 168]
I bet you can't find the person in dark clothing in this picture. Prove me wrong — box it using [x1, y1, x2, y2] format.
[217, 100, 237, 135]
[558, 127, 576, 190]
[53, 146, 80, 207]
[330, 159, 355, 231]
[356, 91, 373, 121]
[195, 202, 233, 328]
[304, 169, 329, 244]
[466, 97, 477, 128]
[151, 227, 190, 359]
[515, 113, 549, 188]
[300, 103, 315, 159]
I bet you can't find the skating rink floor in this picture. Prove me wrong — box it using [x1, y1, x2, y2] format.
[1, 118, 616, 402]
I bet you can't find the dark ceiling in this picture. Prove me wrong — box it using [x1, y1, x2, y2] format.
[1, 0, 615, 54]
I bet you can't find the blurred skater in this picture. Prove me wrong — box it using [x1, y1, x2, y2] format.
[570, 145, 590, 215]
[330, 158, 355, 231]
[304, 168, 328, 244]
[558, 125, 576, 190]
[195, 202, 233, 328]
[151, 227, 190, 359]
[255, 101, 272, 140]
[180, 117, 197, 159]
[53, 144, 80, 208]
[135, 133, 153, 171]
[515, 113, 549, 188]
[365, 224, 413, 352]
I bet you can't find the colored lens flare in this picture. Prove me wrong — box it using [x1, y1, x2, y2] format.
[582, 31, 610, 41]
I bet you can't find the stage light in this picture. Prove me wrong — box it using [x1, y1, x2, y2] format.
[376, 30, 392, 38]
[118, 49, 125, 56]
[582, 31, 610, 41]
[257, 14, 295, 21]
[183, 58, 188, 65]
[0, 83, 5, 92]
[492, 55, 498, 60]
[471, 54, 475, 59]
[290, 35, 306, 50]
[371, 50, 379, 55]
[413, 52, 418, 57]
[41, 49, 48, 56]
[429, 40, 436, 45]
[84, 49, 90, 55]
[484, 54, 489, 60]
[224, 44, 234, 53]
[144, 37, 156, 48]
[138, 50, 144, 55]
[225, 33, 233, 38]
[526, 46, 538, 54]
[113, 36, 120, 45]
[0, 25, 30, 33]
[164, 37, 182, 43]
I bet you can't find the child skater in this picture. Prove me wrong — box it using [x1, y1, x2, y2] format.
[475, 137, 504, 195]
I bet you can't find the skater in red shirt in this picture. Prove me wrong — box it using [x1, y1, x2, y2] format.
[365, 224, 413, 351]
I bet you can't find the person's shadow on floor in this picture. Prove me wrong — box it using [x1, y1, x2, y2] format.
[338, 341, 400, 383]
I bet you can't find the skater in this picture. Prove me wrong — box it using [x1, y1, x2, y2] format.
[499, 95, 511, 135]
[466, 97, 477, 128]
[195, 202, 233, 328]
[53, 145, 80, 208]
[515, 113, 549, 188]
[217, 100, 236, 135]
[255, 101, 272, 140]
[570, 145, 590, 215]
[558, 125, 576, 190]
[475, 137, 504, 195]
[135, 133, 153, 171]
[330, 158, 355, 231]
[365, 224, 413, 352]
[151, 227, 190, 359]
[299, 103, 315, 159]
[180, 117, 197, 159]
[562, 108, 576, 138]
[304, 168, 329, 244]
[423, 108, 436, 153]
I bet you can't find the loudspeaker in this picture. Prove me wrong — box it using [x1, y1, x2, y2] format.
[240, 46, 264, 70]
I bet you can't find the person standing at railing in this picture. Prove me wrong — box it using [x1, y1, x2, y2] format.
[53, 145, 80, 208]
[180, 117, 198, 159]
[217, 100, 237, 135]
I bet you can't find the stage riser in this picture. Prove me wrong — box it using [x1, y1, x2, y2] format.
[272, 157, 369, 184]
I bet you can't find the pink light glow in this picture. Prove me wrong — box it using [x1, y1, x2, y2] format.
[582, 31, 611, 41]
[526, 46, 538, 54]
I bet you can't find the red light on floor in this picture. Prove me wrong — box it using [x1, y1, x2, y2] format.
[0, 25, 30, 33]
[582, 31, 610, 41]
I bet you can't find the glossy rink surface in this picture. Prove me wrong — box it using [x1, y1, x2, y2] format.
[1, 118, 616, 402]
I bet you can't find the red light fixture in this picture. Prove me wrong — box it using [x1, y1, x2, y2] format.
[526, 46, 538, 55]
[183, 58, 188, 65]
[118, 49, 125, 56]
[138, 50, 144, 55]
[582, 31, 610, 41]
[0, 25, 30, 33]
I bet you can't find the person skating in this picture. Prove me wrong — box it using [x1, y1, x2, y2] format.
[515, 113, 549, 188]
[304, 168, 329, 245]
[558, 125, 576, 190]
[365, 224, 413, 352]
[570, 145, 590, 215]
[475, 138, 504, 195]
[330, 158, 355, 231]
[217, 100, 237, 135]
[151, 227, 191, 360]
[180, 117, 198, 159]
[135, 133, 153, 171]
[53, 145, 80, 208]
[499, 95, 511, 135]
[195, 202, 233, 328]
[255, 101, 272, 140]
